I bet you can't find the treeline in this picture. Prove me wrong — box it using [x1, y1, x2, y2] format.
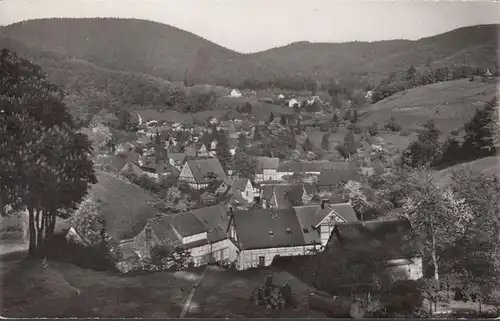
[372, 65, 497, 103]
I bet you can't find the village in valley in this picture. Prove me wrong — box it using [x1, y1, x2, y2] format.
[1, 3, 500, 319]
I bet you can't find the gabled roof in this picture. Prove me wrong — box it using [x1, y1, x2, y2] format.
[329, 203, 358, 224]
[231, 208, 306, 250]
[293, 205, 332, 244]
[190, 205, 229, 243]
[186, 158, 227, 183]
[255, 157, 280, 173]
[329, 218, 419, 259]
[318, 169, 359, 187]
[168, 212, 206, 237]
[168, 153, 186, 163]
[225, 178, 250, 192]
[261, 185, 293, 209]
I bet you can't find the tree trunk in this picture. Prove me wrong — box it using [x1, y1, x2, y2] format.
[36, 208, 45, 258]
[28, 207, 37, 257]
[431, 228, 439, 281]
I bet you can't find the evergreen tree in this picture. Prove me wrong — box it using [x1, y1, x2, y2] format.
[237, 132, 248, 150]
[341, 130, 357, 159]
[280, 114, 287, 125]
[402, 120, 442, 168]
[436, 136, 462, 168]
[344, 109, 351, 121]
[461, 97, 498, 159]
[253, 125, 262, 141]
[269, 112, 275, 123]
[232, 152, 257, 181]
[215, 131, 232, 172]
[368, 122, 379, 136]
[333, 113, 338, 124]
[321, 133, 330, 151]
[303, 137, 313, 152]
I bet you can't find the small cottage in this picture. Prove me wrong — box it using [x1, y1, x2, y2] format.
[326, 218, 423, 283]
[178, 158, 227, 189]
[255, 157, 280, 182]
[230, 89, 242, 98]
[227, 208, 318, 270]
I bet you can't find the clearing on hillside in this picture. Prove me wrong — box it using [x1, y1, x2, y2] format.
[433, 156, 500, 187]
[359, 79, 498, 134]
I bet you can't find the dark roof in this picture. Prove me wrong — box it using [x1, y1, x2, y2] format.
[78, 171, 157, 242]
[169, 153, 186, 163]
[168, 212, 206, 237]
[329, 219, 419, 259]
[190, 205, 229, 243]
[148, 217, 183, 248]
[255, 157, 280, 173]
[330, 203, 358, 223]
[278, 161, 346, 173]
[225, 178, 250, 192]
[318, 169, 359, 187]
[231, 208, 306, 250]
[261, 185, 293, 209]
[186, 158, 227, 183]
[293, 205, 332, 244]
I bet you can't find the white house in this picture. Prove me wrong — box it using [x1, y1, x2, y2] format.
[230, 89, 242, 98]
[178, 158, 227, 189]
[278, 94, 285, 99]
[224, 178, 254, 203]
[138, 205, 238, 266]
[288, 98, 300, 108]
[254, 157, 280, 182]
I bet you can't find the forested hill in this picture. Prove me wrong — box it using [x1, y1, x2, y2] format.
[0, 18, 498, 87]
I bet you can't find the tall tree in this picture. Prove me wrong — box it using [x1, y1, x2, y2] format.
[402, 120, 442, 168]
[232, 152, 257, 181]
[0, 49, 96, 256]
[341, 130, 357, 159]
[350, 109, 359, 124]
[280, 114, 287, 125]
[461, 96, 498, 159]
[269, 112, 275, 123]
[215, 130, 232, 172]
[303, 137, 313, 152]
[403, 171, 474, 281]
[321, 133, 330, 151]
[237, 132, 248, 151]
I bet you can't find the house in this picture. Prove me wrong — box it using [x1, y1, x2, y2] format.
[115, 142, 136, 154]
[288, 98, 300, 108]
[230, 89, 242, 98]
[325, 218, 423, 283]
[185, 142, 209, 158]
[277, 161, 348, 181]
[139, 205, 238, 266]
[209, 139, 218, 151]
[179, 158, 227, 189]
[317, 167, 360, 192]
[260, 183, 317, 209]
[227, 208, 318, 270]
[307, 96, 320, 105]
[96, 154, 134, 174]
[294, 201, 358, 248]
[200, 191, 218, 206]
[224, 178, 254, 203]
[255, 157, 280, 182]
[168, 153, 187, 170]
[278, 94, 285, 100]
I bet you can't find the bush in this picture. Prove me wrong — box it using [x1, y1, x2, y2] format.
[353, 126, 363, 134]
[145, 244, 192, 271]
[383, 280, 424, 315]
[368, 122, 379, 136]
[400, 129, 412, 136]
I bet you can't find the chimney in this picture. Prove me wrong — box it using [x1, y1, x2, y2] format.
[321, 199, 330, 209]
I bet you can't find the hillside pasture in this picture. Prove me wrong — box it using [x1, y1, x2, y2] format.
[433, 156, 500, 187]
[359, 79, 498, 134]
[135, 96, 293, 124]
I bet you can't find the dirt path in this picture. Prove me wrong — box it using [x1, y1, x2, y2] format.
[179, 267, 207, 318]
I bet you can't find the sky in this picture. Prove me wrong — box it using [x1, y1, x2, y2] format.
[1, 0, 499, 53]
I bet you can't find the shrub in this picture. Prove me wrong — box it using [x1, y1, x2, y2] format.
[368, 122, 379, 136]
[353, 126, 363, 134]
[384, 117, 402, 132]
[400, 129, 412, 136]
[319, 124, 330, 132]
[146, 244, 192, 271]
[383, 280, 424, 315]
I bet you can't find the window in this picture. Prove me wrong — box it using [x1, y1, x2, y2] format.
[303, 228, 309, 233]
[145, 227, 152, 245]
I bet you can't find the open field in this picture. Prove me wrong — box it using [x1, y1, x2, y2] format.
[186, 266, 325, 318]
[359, 79, 498, 134]
[1, 250, 200, 318]
[433, 155, 500, 187]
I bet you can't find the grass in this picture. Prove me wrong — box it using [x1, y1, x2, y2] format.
[1, 252, 199, 317]
[186, 266, 325, 318]
[433, 155, 500, 187]
[359, 79, 498, 134]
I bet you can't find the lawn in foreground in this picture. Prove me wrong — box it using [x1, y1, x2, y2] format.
[186, 266, 326, 318]
[1, 253, 200, 318]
